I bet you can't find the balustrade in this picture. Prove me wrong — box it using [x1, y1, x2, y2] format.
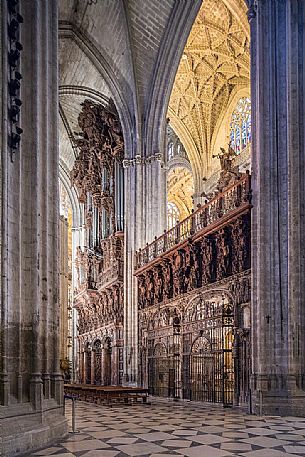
[135, 173, 251, 271]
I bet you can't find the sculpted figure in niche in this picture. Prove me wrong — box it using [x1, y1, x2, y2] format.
[216, 229, 230, 281]
[201, 237, 213, 284]
[157, 268, 164, 302]
[138, 276, 146, 309]
[153, 267, 163, 303]
[191, 243, 201, 289]
[231, 218, 244, 274]
[172, 252, 182, 296]
[242, 215, 251, 269]
[113, 286, 119, 310]
[183, 248, 192, 293]
[188, 261, 196, 291]
[178, 250, 187, 294]
[162, 260, 172, 299]
[187, 246, 199, 291]
[146, 272, 155, 306]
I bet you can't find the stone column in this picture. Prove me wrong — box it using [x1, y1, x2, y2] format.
[59, 216, 69, 366]
[0, 1, 67, 454]
[0, 0, 10, 407]
[250, 0, 305, 415]
[123, 160, 142, 385]
[123, 154, 166, 385]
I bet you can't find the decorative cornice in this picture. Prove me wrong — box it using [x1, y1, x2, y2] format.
[123, 153, 163, 168]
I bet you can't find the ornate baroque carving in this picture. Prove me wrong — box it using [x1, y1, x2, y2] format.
[71, 99, 124, 230]
[136, 213, 250, 311]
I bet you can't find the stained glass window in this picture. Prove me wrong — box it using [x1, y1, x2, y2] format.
[230, 98, 251, 154]
[167, 202, 180, 229]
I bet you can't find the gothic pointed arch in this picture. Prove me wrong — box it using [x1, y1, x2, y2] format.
[58, 22, 134, 157]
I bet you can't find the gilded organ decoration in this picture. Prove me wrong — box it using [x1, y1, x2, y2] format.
[71, 99, 124, 232]
[72, 99, 125, 386]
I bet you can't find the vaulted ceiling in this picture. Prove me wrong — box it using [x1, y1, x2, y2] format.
[58, 0, 197, 179]
[58, 0, 250, 207]
[167, 167, 194, 220]
[168, 0, 250, 182]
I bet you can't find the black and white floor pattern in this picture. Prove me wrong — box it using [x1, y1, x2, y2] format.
[31, 398, 305, 457]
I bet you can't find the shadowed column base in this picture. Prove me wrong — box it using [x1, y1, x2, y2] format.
[251, 374, 305, 416]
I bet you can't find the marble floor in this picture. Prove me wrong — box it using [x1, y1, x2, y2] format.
[30, 398, 305, 457]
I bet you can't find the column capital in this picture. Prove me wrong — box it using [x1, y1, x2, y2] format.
[123, 153, 164, 168]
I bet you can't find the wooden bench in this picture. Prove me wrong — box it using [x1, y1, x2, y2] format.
[64, 384, 149, 406]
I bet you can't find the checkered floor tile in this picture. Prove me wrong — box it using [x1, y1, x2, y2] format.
[28, 398, 305, 456]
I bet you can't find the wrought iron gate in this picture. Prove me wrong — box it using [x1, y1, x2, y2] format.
[148, 343, 174, 397]
[147, 297, 235, 405]
[182, 301, 234, 405]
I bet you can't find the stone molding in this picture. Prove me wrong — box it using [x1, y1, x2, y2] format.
[122, 152, 163, 168]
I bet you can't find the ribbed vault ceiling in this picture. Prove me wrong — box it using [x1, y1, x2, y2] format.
[167, 167, 194, 220]
[168, 0, 250, 181]
[58, 0, 181, 174]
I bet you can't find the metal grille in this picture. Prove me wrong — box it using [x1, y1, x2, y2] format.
[148, 343, 175, 397]
[147, 300, 234, 405]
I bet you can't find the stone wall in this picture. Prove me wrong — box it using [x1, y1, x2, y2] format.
[0, 1, 67, 455]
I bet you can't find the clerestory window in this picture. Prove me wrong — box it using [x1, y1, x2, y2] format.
[230, 97, 251, 154]
[167, 201, 180, 229]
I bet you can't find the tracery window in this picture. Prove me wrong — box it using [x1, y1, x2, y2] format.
[230, 98, 251, 154]
[166, 125, 190, 162]
[167, 202, 180, 229]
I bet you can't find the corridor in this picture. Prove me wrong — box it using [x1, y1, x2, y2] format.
[31, 399, 305, 457]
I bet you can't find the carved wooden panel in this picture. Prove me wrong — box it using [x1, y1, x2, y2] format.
[137, 212, 250, 311]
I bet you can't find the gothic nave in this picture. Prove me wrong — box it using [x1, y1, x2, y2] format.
[1, 0, 305, 456]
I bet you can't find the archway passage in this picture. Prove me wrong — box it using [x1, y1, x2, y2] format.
[166, 125, 195, 225]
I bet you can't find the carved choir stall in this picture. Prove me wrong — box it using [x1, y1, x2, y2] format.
[72, 99, 124, 386]
[135, 150, 252, 407]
